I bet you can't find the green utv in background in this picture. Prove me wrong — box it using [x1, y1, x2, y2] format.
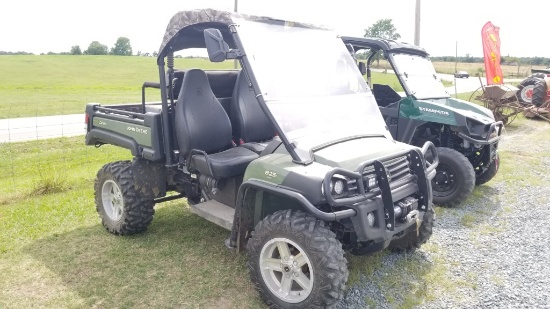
[343, 37, 503, 207]
[84, 9, 438, 308]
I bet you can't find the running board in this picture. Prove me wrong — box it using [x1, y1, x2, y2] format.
[189, 200, 235, 230]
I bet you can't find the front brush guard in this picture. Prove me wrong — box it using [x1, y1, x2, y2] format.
[323, 141, 438, 231]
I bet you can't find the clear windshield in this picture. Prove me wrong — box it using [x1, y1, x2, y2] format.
[392, 53, 450, 99]
[234, 17, 391, 149]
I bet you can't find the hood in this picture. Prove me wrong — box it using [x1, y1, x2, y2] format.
[420, 97, 495, 123]
[313, 137, 412, 171]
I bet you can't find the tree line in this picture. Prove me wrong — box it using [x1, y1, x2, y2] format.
[70, 37, 132, 55]
[430, 55, 550, 66]
[0, 37, 135, 56]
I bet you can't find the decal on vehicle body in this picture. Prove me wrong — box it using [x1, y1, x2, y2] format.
[419, 107, 450, 116]
[127, 126, 149, 135]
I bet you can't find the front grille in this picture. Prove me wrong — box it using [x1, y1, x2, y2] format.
[361, 155, 412, 188]
[346, 178, 359, 195]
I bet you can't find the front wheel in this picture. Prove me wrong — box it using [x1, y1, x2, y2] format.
[475, 153, 500, 186]
[431, 147, 475, 207]
[94, 160, 155, 235]
[247, 210, 347, 308]
[388, 206, 435, 253]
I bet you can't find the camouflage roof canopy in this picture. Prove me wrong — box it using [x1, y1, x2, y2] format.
[157, 8, 329, 62]
[157, 9, 240, 62]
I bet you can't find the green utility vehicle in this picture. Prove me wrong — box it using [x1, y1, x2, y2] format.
[85, 10, 438, 308]
[343, 37, 503, 207]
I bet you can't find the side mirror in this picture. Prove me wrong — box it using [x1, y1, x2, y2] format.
[204, 28, 230, 62]
[358, 62, 367, 76]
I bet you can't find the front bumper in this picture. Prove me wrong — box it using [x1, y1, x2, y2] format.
[323, 141, 438, 242]
[459, 121, 504, 145]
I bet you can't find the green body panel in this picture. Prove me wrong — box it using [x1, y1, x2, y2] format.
[399, 97, 458, 126]
[424, 97, 494, 120]
[244, 153, 333, 184]
[399, 96, 495, 125]
[93, 117, 152, 147]
[313, 137, 411, 170]
[244, 137, 413, 183]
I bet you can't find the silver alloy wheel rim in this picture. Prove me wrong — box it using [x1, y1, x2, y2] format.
[259, 237, 314, 303]
[101, 180, 124, 221]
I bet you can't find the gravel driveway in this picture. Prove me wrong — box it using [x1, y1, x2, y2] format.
[337, 119, 550, 309]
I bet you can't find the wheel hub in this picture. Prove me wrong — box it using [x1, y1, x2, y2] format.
[259, 238, 313, 303]
[101, 180, 124, 221]
[433, 165, 456, 192]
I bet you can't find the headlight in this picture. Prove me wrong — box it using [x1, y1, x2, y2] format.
[322, 177, 347, 196]
[366, 175, 377, 189]
[333, 179, 344, 195]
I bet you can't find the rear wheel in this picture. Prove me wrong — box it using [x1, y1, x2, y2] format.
[95, 161, 155, 235]
[431, 147, 475, 207]
[247, 210, 347, 308]
[388, 206, 435, 252]
[517, 78, 541, 104]
[532, 79, 548, 107]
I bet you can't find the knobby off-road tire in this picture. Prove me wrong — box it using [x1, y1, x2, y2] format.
[94, 160, 155, 235]
[247, 210, 348, 309]
[475, 153, 500, 186]
[431, 147, 475, 207]
[387, 206, 435, 253]
[532, 79, 548, 107]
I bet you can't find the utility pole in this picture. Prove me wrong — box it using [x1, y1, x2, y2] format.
[455, 41, 458, 98]
[234, 0, 239, 69]
[414, 0, 421, 46]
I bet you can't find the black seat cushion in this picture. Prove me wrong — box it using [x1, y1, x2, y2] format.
[190, 147, 259, 178]
[175, 69, 233, 159]
[230, 71, 275, 143]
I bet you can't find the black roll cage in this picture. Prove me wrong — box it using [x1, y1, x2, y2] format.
[155, 22, 312, 167]
[342, 36, 432, 99]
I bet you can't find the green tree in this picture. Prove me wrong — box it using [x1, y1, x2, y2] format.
[85, 41, 108, 55]
[111, 37, 132, 56]
[70, 45, 82, 55]
[364, 19, 401, 66]
[364, 19, 401, 40]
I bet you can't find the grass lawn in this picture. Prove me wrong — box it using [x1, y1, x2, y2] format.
[2, 55, 461, 120]
[0, 55, 232, 119]
[0, 138, 264, 308]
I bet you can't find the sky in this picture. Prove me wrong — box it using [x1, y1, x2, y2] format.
[1, 0, 549, 58]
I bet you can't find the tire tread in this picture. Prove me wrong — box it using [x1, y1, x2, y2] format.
[247, 210, 348, 308]
[94, 160, 155, 235]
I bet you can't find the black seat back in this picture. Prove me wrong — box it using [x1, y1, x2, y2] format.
[230, 71, 274, 143]
[372, 84, 402, 107]
[175, 69, 232, 159]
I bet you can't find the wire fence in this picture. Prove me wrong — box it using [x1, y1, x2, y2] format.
[0, 113, 129, 202]
[0, 114, 85, 143]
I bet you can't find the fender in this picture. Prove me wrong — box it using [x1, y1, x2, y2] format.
[229, 179, 356, 251]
